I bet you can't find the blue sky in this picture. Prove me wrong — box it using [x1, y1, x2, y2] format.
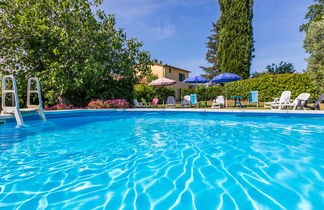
[100, 0, 312, 76]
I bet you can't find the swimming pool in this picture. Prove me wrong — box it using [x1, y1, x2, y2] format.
[1, 111, 323, 209]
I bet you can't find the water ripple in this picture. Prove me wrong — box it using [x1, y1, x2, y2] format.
[0, 112, 323, 209]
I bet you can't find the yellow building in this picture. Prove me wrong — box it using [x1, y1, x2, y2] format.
[151, 64, 190, 101]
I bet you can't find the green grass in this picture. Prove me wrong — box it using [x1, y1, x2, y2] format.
[143, 100, 324, 110]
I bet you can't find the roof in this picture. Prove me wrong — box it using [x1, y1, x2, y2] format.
[153, 63, 191, 73]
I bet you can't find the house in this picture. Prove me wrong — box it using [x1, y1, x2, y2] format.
[151, 63, 191, 101]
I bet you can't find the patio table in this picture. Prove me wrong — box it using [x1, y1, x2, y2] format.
[231, 96, 243, 108]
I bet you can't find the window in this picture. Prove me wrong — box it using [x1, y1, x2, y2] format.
[179, 73, 185, 82]
[169, 68, 172, 73]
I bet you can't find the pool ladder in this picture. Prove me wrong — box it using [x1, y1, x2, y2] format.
[1, 75, 46, 126]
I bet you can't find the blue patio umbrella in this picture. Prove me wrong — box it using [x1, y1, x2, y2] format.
[183, 75, 209, 83]
[211, 73, 242, 107]
[183, 76, 208, 105]
[211, 73, 242, 83]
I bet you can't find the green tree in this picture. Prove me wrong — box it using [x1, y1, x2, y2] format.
[200, 22, 221, 80]
[300, 0, 324, 32]
[251, 62, 296, 78]
[0, 0, 152, 106]
[217, 0, 254, 79]
[304, 18, 324, 92]
[265, 62, 296, 74]
[146, 73, 158, 83]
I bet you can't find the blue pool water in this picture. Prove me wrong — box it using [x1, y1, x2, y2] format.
[0, 111, 323, 209]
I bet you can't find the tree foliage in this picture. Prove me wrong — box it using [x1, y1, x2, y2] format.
[301, 0, 324, 92]
[217, 0, 254, 79]
[0, 0, 152, 106]
[251, 62, 296, 78]
[304, 18, 324, 92]
[265, 62, 296, 74]
[134, 84, 174, 103]
[200, 22, 221, 80]
[300, 0, 324, 32]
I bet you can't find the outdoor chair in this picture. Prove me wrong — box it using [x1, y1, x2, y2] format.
[149, 98, 159, 107]
[190, 94, 198, 108]
[166, 96, 176, 108]
[132, 99, 144, 108]
[281, 93, 310, 110]
[305, 94, 324, 110]
[264, 91, 291, 110]
[248, 91, 259, 107]
[181, 95, 190, 107]
[211, 96, 225, 108]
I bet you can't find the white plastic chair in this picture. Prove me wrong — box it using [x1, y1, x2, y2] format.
[212, 96, 225, 108]
[181, 95, 190, 107]
[166, 96, 176, 108]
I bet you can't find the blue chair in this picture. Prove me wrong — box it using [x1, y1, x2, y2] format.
[248, 91, 259, 107]
[190, 94, 198, 108]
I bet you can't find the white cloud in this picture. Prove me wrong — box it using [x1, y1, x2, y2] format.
[151, 23, 176, 40]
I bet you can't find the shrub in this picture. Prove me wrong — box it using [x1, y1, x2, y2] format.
[45, 99, 129, 110]
[134, 84, 174, 102]
[87, 99, 129, 109]
[45, 103, 76, 110]
[181, 86, 224, 101]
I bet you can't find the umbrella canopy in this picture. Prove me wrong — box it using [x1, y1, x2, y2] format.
[211, 73, 242, 83]
[148, 77, 176, 86]
[183, 75, 209, 83]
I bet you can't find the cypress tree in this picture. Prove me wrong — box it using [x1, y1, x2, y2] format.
[218, 0, 254, 78]
[201, 21, 221, 80]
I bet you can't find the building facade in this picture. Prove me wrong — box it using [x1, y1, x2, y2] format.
[151, 64, 190, 101]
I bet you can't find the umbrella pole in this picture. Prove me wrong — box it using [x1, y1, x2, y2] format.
[225, 86, 228, 108]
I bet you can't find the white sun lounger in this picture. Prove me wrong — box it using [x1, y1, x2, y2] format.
[281, 93, 311, 110]
[264, 91, 291, 110]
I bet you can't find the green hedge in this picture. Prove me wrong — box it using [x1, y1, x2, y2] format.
[182, 73, 320, 102]
[134, 84, 174, 103]
[181, 86, 224, 101]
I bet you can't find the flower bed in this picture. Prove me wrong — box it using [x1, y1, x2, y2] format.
[45, 99, 129, 110]
[45, 103, 76, 110]
[87, 99, 129, 109]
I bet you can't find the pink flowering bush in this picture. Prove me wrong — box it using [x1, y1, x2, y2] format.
[87, 99, 129, 109]
[45, 99, 129, 110]
[45, 103, 76, 110]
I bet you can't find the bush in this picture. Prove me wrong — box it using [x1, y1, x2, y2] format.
[181, 73, 320, 102]
[181, 86, 224, 101]
[87, 99, 129, 109]
[45, 99, 129, 110]
[45, 103, 76, 110]
[134, 84, 174, 102]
